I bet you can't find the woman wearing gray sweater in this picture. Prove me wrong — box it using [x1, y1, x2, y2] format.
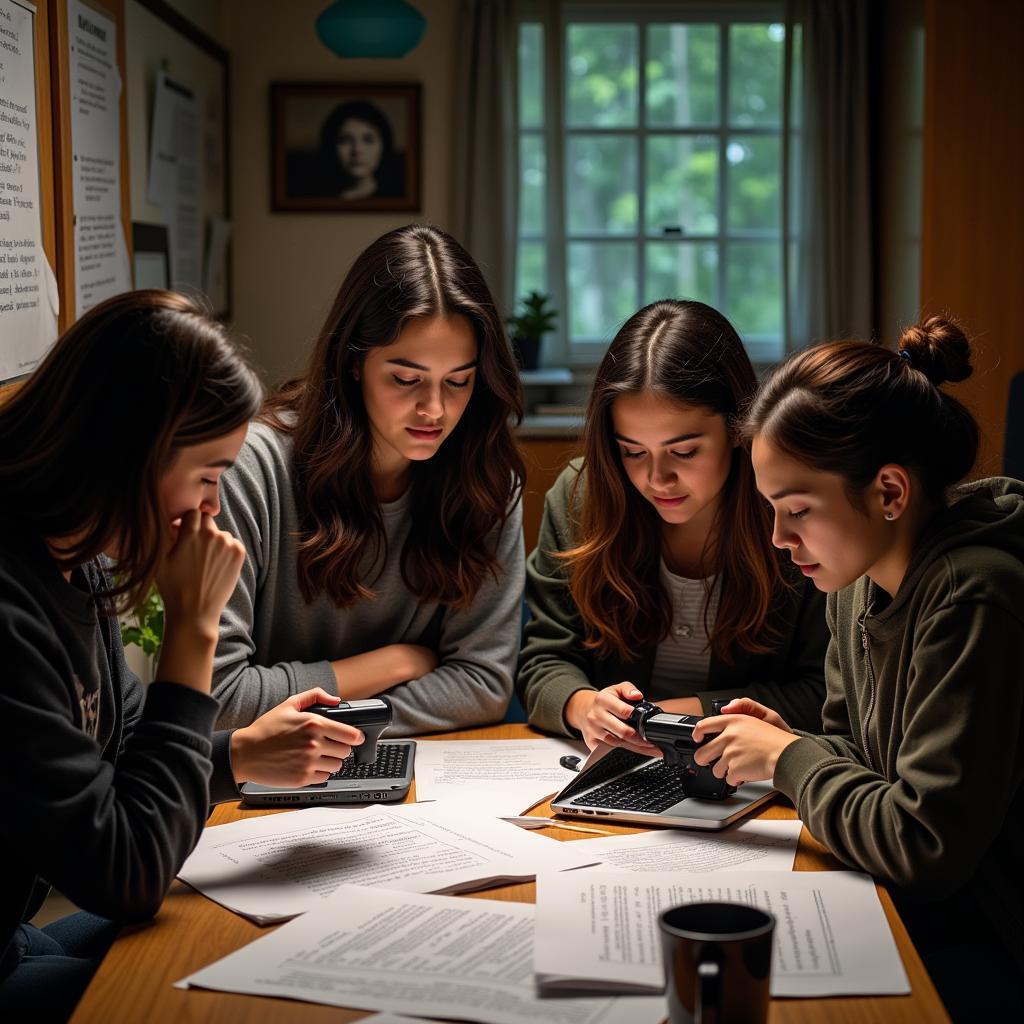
[213, 226, 526, 735]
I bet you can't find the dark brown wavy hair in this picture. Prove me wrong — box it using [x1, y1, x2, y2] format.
[562, 300, 784, 662]
[263, 224, 525, 608]
[0, 290, 263, 612]
[743, 316, 978, 505]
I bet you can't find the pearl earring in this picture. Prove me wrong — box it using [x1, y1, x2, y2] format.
[885, 512, 895, 521]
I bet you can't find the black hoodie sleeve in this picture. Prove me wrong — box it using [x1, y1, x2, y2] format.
[0, 582, 219, 923]
[111, 613, 239, 805]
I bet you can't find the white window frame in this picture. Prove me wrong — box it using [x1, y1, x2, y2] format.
[514, 1, 787, 368]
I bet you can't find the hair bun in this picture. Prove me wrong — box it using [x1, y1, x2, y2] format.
[898, 316, 972, 386]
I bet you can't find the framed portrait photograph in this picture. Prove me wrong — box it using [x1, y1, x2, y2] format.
[271, 82, 421, 212]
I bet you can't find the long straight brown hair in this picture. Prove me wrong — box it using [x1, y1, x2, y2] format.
[264, 224, 525, 608]
[0, 290, 263, 612]
[562, 300, 784, 662]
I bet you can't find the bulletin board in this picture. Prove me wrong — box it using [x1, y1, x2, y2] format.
[0, 0, 230, 400]
[124, 0, 230, 315]
[0, 0, 60, 399]
[0, 0, 130, 397]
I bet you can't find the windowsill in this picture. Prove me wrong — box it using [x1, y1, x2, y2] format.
[519, 367, 574, 386]
[517, 414, 584, 439]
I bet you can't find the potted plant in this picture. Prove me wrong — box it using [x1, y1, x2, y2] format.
[121, 584, 164, 681]
[507, 291, 557, 370]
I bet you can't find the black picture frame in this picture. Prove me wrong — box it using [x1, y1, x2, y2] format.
[270, 82, 422, 213]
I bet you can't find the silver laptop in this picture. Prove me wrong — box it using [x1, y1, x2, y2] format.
[550, 745, 774, 830]
[240, 740, 416, 807]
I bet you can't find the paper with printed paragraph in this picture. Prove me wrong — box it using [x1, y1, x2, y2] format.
[176, 886, 667, 1024]
[177, 802, 600, 924]
[534, 869, 910, 997]
[414, 738, 587, 816]
[565, 819, 802, 873]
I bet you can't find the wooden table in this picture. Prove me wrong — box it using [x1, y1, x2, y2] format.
[71, 724, 950, 1023]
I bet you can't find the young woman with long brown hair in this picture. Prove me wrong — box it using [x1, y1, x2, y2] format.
[212, 225, 526, 734]
[516, 299, 827, 752]
[690, 318, 1023, 1020]
[0, 291, 366, 1020]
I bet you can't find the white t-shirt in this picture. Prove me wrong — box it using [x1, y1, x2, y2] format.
[649, 560, 719, 694]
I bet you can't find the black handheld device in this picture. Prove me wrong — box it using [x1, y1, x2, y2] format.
[625, 697, 736, 800]
[308, 697, 392, 765]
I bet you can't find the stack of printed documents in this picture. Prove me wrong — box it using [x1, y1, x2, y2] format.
[533, 869, 910, 998]
[178, 802, 602, 924]
[177, 886, 668, 1024]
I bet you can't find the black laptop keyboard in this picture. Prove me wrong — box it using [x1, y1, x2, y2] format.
[329, 742, 411, 780]
[571, 759, 690, 813]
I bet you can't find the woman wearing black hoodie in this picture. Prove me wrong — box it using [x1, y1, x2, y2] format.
[0, 291, 364, 1021]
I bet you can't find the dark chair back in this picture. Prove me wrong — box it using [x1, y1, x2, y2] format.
[1006, 371, 1024, 481]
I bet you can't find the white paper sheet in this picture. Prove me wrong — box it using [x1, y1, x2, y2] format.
[534, 869, 910, 998]
[178, 803, 601, 924]
[67, 0, 130, 316]
[177, 885, 667, 1024]
[414, 738, 587, 816]
[568, 819, 801, 873]
[360, 1016, 446, 1024]
[202, 215, 230, 312]
[147, 70, 200, 290]
[0, 0, 58, 379]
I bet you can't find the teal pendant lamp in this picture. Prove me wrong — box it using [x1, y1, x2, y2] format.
[315, 0, 427, 59]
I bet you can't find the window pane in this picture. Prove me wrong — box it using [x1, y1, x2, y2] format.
[646, 24, 719, 126]
[646, 136, 718, 235]
[729, 23, 784, 126]
[567, 24, 638, 127]
[516, 241, 546, 301]
[568, 242, 638, 340]
[520, 135, 546, 235]
[567, 136, 637, 235]
[645, 243, 718, 305]
[726, 135, 780, 231]
[725, 241, 782, 336]
[519, 24, 544, 128]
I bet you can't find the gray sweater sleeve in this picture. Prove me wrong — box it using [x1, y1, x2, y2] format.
[383, 500, 525, 735]
[212, 432, 337, 728]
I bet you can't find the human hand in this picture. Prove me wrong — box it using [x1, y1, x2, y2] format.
[155, 509, 245, 641]
[230, 688, 365, 787]
[690, 714, 799, 786]
[565, 683, 660, 756]
[715, 697, 792, 733]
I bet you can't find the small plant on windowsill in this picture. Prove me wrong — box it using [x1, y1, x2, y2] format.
[120, 584, 164, 679]
[507, 291, 557, 371]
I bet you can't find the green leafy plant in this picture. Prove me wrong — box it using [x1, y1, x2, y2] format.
[507, 291, 558, 369]
[120, 584, 164, 671]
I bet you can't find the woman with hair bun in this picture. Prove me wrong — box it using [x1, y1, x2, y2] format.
[690, 317, 1024, 1019]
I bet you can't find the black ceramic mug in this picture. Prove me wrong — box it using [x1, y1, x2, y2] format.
[658, 902, 775, 1024]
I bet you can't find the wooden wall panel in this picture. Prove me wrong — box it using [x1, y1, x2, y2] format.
[518, 437, 580, 553]
[920, 0, 1024, 476]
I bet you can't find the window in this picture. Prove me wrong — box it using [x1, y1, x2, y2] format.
[514, 5, 788, 365]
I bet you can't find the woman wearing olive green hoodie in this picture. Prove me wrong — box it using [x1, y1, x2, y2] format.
[693, 318, 1024, 1021]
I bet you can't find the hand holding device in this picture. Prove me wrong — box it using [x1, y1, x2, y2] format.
[308, 697, 392, 765]
[625, 697, 737, 799]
